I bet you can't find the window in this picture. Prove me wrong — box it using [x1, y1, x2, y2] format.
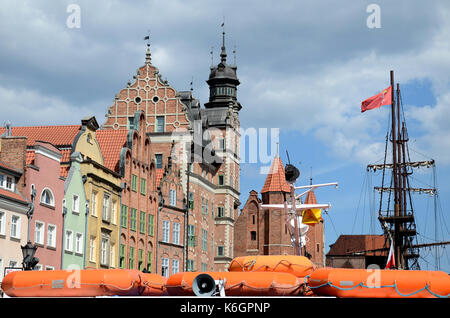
[65, 230, 73, 252]
[250, 231, 256, 241]
[0, 175, 14, 191]
[139, 211, 146, 234]
[218, 175, 224, 186]
[89, 237, 96, 262]
[131, 174, 138, 192]
[0, 212, 5, 235]
[217, 207, 224, 218]
[45, 266, 54, 271]
[140, 178, 146, 195]
[172, 259, 179, 275]
[72, 194, 79, 213]
[128, 116, 135, 130]
[75, 233, 83, 254]
[101, 237, 109, 266]
[161, 258, 169, 277]
[187, 260, 194, 272]
[188, 192, 194, 210]
[316, 243, 320, 253]
[148, 214, 154, 236]
[201, 263, 207, 272]
[155, 154, 163, 169]
[162, 220, 170, 243]
[217, 246, 224, 256]
[130, 208, 137, 231]
[91, 191, 97, 216]
[169, 189, 176, 206]
[138, 249, 144, 271]
[218, 138, 225, 150]
[35, 221, 44, 245]
[111, 200, 117, 225]
[40, 188, 54, 206]
[119, 244, 125, 269]
[201, 198, 205, 215]
[120, 205, 128, 228]
[11, 215, 20, 239]
[129, 247, 135, 269]
[47, 225, 56, 247]
[102, 193, 111, 222]
[173, 222, 180, 245]
[252, 215, 255, 224]
[110, 243, 115, 268]
[205, 199, 209, 216]
[155, 116, 165, 133]
[201, 229, 208, 251]
[188, 225, 196, 247]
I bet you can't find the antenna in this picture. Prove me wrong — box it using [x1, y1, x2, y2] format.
[286, 150, 291, 164]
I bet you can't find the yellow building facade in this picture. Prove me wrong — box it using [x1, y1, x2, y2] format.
[73, 116, 122, 269]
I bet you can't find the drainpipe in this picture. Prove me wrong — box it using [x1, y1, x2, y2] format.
[83, 200, 89, 269]
[61, 200, 67, 269]
[155, 190, 164, 274]
[184, 162, 191, 272]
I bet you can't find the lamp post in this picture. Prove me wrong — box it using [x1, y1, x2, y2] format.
[21, 186, 39, 270]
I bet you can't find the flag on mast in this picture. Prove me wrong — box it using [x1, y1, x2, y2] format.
[361, 86, 392, 113]
[385, 238, 396, 269]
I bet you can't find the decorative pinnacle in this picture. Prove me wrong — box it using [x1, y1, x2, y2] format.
[144, 32, 151, 64]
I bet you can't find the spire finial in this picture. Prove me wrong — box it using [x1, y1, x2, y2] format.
[220, 18, 227, 63]
[144, 30, 151, 64]
[190, 76, 194, 92]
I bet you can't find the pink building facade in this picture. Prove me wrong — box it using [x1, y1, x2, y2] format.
[25, 141, 65, 270]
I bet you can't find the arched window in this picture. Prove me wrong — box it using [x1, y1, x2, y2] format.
[40, 188, 55, 206]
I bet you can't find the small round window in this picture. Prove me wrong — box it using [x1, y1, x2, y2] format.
[152, 96, 159, 103]
[135, 96, 142, 104]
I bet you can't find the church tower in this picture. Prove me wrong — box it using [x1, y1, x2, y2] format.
[203, 27, 242, 271]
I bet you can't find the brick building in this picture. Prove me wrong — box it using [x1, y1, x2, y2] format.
[102, 32, 242, 272]
[97, 111, 158, 272]
[326, 234, 388, 269]
[234, 155, 326, 267]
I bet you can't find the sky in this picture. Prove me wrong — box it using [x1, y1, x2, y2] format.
[1, 0, 449, 272]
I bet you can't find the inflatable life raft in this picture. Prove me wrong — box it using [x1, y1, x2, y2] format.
[165, 271, 305, 296]
[1, 269, 167, 297]
[308, 267, 450, 298]
[228, 255, 314, 278]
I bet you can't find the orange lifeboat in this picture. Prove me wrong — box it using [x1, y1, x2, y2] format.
[140, 273, 168, 296]
[228, 255, 315, 278]
[165, 271, 304, 296]
[1, 269, 147, 297]
[308, 268, 450, 298]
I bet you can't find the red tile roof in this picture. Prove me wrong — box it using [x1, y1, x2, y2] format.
[304, 190, 318, 204]
[0, 188, 28, 204]
[26, 150, 35, 165]
[60, 149, 72, 163]
[60, 166, 70, 179]
[261, 156, 291, 193]
[0, 125, 81, 146]
[96, 129, 128, 172]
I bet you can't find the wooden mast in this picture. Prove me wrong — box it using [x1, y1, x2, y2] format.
[390, 70, 402, 268]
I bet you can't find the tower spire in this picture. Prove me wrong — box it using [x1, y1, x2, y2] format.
[220, 19, 227, 63]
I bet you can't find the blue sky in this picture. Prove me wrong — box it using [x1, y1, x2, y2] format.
[1, 0, 449, 272]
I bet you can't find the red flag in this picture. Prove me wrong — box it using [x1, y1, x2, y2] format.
[385, 239, 396, 269]
[361, 86, 392, 113]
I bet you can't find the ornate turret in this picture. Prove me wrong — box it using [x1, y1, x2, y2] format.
[205, 27, 241, 111]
